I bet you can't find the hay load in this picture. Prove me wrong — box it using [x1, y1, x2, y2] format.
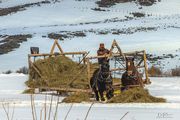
[61, 88, 166, 103]
[108, 88, 166, 103]
[26, 56, 89, 89]
[62, 92, 91, 103]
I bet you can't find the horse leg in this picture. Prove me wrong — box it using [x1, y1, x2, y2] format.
[106, 86, 114, 100]
[94, 88, 99, 101]
[106, 92, 110, 100]
[99, 89, 105, 101]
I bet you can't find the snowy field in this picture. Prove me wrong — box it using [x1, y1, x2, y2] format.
[0, 0, 180, 119]
[0, 0, 180, 72]
[0, 74, 180, 120]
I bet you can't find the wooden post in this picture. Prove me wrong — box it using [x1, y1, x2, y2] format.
[33, 57, 36, 62]
[83, 53, 86, 64]
[143, 50, 151, 84]
[28, 55, 31, 71]
[50, 40, 56, 54]
[86, 58, 91, 88]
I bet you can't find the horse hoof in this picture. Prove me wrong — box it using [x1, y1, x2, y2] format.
[96, 98, 99, 101]
[101, 98, 105, 101]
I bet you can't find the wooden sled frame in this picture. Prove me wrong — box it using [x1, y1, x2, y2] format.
[28, 39, 151, 93]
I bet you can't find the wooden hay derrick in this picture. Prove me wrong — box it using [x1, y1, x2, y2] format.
[28, 39, 89, 93]
[86, 40, 151, 91]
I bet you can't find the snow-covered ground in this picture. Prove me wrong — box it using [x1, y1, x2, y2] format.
[0, 0, 46, 8]
[0, 0, 180, 72]
[0, 74, 180, 120]
[0, 0, 180, 119]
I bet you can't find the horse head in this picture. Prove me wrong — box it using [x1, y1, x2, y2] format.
[99, 61, 110, 79]
[125, 56, 136, 76]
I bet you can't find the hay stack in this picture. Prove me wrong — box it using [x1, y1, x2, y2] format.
[26, 56, 90, 89]
[108, 88, 166, 103]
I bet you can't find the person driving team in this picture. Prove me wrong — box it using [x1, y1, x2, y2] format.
[97, 43, 110, 65]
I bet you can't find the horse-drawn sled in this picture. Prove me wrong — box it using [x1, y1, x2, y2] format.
[27, 39, 151, 102]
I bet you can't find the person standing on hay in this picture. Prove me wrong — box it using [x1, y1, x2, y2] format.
[97, 43, 110, 65]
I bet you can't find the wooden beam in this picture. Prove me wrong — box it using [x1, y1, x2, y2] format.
[124, 50, 144, 56]
[50, 40, 56, 54]
[39, 87, 91, 93]
[29, 52, 87, 57]
[55, 39, 64, 54]
[87, 50, 145, 60]
[78, 52, 89, 65]
[110, 68, 126, 71]
[136, 59, 144, 67]
[29, 60, 42, 78]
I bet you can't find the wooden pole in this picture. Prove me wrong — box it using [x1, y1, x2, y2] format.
[86, 58, 91, 88]
[83, 53, 86, 64]
[50, 40, 56, 54]
[55, 39, 64, 54]
[78, 52, 89, 65]
[28, 55, 31, 70]
[143, 50, 150, 84]
[39, 87, 91, 93]
[29, 52, 87, 57]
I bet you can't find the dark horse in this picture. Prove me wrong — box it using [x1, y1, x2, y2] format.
[121, 57, 144, 91]
[90, 62, 114, 101]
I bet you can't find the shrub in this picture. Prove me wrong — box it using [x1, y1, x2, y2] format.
[171, 67, 180, 76]
[16, 66, 28, 74]
[148, 66, 162, 77]
[3, 70, 13, 74]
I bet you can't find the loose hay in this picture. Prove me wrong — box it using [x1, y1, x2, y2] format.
[23, 88, 35, 94]
[108, 87, 166, 103]
[62, 92, 91, 103]
[26, 56, 90, 89]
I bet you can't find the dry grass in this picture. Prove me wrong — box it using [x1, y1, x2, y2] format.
[108, 87, 166, 103]
[62, 92, 91, 103]
[148, 66, 162, 77]
[23, 88, 35, 94]
[172, 67, 180, 76]
[26, 56, 98, 90]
